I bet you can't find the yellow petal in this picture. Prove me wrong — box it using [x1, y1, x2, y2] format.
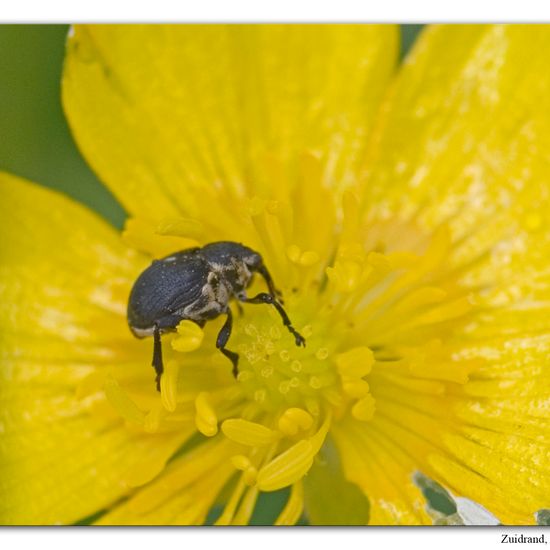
[63, 24, 398, 220]
[359, 25, 550, 524]
[332, 418, 432, 525]
[0, 174, 187, 524]
[97, 438, 236, 525]
[363, 25, 550, 262]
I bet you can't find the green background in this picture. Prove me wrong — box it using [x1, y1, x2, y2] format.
[0, 23, 423, 525]
[0, 24, 423, 230]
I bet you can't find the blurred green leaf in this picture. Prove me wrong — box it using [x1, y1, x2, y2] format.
[536, 509, 550, 526]
[400, 24, 424, 60]
[413, 471, 457, 516]
[413, 471, 502, 526]
[0, 24, 126, 228]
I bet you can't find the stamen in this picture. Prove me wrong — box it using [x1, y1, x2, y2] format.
[160, 360, 179, 412]
[103, 377, 145, 426]
[256, 412, 331, 491]
[342, 379, 371, 399]
[336, 347, 374, 378]
[221, 419, 276, 447]
[144, 404, 167, 433]
[275, 481, 304, 526]
[231, 455, 259, 486]
[256, 439, 314, 491]
[194, 392, 218, 437]
[351, 394, 376, 422]
[171, 320, 204, 352]
[75, 371, 105, 400]
[287, 245, 320, 267]
[155, 217, 203, 238]
[278, 408, 314, 437]
[232, 487, 260, 524]
[122, 217, 198, 257]
[300, 250, 320, 267]
[214, 477, 248, 526]
[305, 398, 320, 417]
[341, 189, 360, 242]
[412, 296, 473, 326]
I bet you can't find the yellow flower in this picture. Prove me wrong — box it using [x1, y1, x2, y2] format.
[1, 24, 549, 526]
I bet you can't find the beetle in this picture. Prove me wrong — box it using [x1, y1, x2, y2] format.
[127, 241, 306, 391]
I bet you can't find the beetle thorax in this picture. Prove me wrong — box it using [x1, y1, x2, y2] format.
[181, 260, 251, 322]
[208, 259, 253, 296]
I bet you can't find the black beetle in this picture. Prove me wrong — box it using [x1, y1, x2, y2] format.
[127, 241, 306, 391]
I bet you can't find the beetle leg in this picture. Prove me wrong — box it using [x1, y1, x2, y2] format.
[241, 292, 306, 347]
[258, 265, 284, 303]
[152, 323, 164, 392]
[216, 308, 240, 377]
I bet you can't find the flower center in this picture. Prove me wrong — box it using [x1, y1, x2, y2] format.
[106, 186, 477, 524]
[232, 298, 336, 414]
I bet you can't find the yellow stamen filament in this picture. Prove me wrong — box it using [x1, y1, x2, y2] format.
[326, 259, 363, 293]
[412, 296, 473, 326]
[275, 481, 304, 526]
[256, 440, 314, 491]
[232, 487, 260, 525]
[123, 217, 198, 257]
[156, 217, 203, 238]
[278, 408, 314, 437]
[160, 360, 179, 412]
[231, 455, 258, 486]
[171, 320, 204, 352]
[215, 479, 248, 526]
[392, 286, 447, 314]
[342, 379, 371, 399]
[256, 412, 331, 491]
[222, 419, 276, 447]
[287, 245, 320, 267]
[351, 394, 376, 422]
[195, 392, 218, 437]
[336, 347, 374, 378]
[75, 370, 105, 400]
[103, 377, 145, 425]
[122, 433, 190, 488]
[144, 405, 167, 434]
